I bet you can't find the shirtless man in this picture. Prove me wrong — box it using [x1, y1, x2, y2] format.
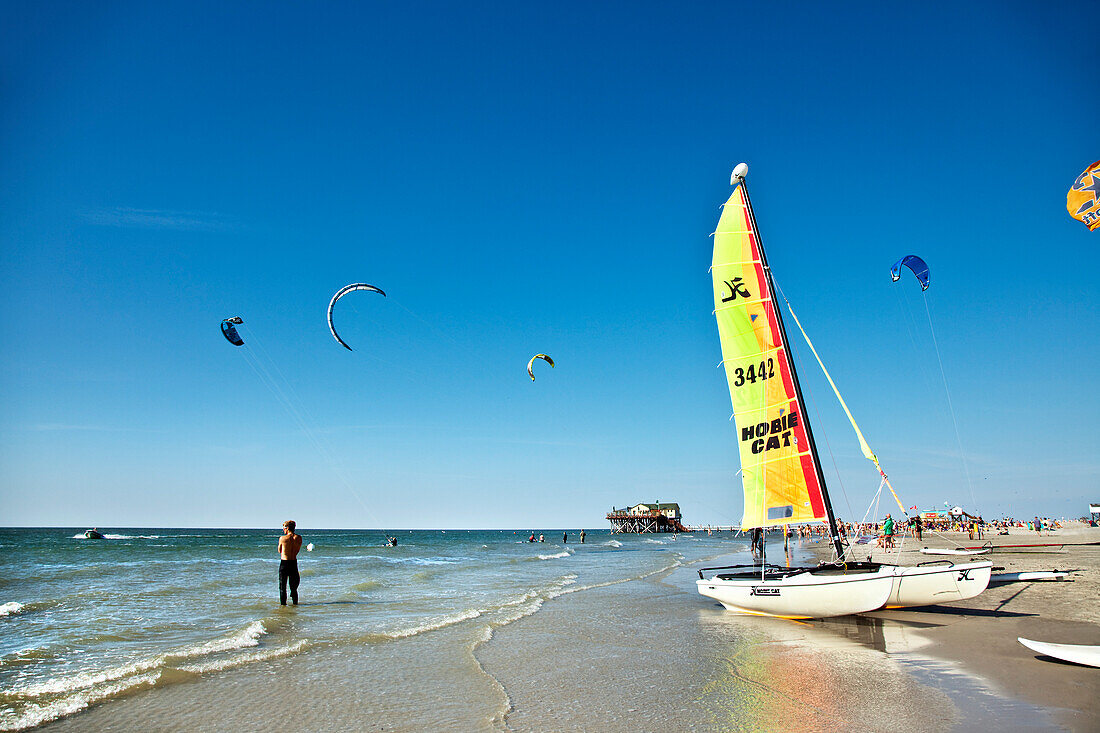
[278, 520, 303, 605]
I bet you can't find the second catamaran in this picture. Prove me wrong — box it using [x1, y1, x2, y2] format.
[696, 164, 990, 619]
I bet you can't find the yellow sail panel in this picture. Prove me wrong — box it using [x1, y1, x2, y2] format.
[712, 184, 827, 529]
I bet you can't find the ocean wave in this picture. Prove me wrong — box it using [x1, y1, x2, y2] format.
[175, 639, 307, 674]
[383, 608, 483, 639]
[601, 540, 623, 547]
[0, 601, 24, 617]
[643, 538, 667, 544]
[0, 616, 294, 730]
[0, 671, 161, 731]
[170, 620, 267, 658]
[326, 554, 467, 566]
[536, 550, 571, 560]
[69, 534, 161, 540]
[12, 620, 269, 700]
[350, 579, 383, 592]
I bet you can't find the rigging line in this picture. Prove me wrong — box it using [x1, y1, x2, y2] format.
[238, 325, 390, 539]
[922, 294, 978, 511]
[390, 298, 463, 349]
[787, 337, 856, 526]
[339, 302, 434, 379]
[771, 279, 858, 524]
[844, 478, 885, 561]
[894, 286, 938, 398]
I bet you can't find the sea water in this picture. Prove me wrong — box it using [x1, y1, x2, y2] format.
[0, 528, 745, 730]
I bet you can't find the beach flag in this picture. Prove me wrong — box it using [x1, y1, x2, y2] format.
[1067, 160, 1100, 231]
[909, 505, 918, 511]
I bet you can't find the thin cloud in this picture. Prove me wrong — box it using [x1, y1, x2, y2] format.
[27, 423, 166, 433]
[80, 207, 239, 232]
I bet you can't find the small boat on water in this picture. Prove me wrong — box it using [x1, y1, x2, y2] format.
[695, 165, 991, 618]
[83, 529, 105, 539]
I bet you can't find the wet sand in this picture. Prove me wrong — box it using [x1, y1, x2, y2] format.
[847, 522, 1100, 731]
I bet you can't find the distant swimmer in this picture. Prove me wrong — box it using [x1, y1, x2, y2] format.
[538, 534, 544, 543]
[528, 534, 536, 542]
[278, 520, 303, 606]
[563, 532, 567, 544]
[386, 536, 397, 547]
[580, 529, 586, 544]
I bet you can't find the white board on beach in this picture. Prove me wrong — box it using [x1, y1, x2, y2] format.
[1018, 638, 1100, 668]
[989, 571, 1068, 585]
[919, 547, 990, 555]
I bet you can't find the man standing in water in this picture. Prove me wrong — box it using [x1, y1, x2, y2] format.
[278, 520, 303, 606]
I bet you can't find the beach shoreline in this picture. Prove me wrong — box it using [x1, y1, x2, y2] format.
[22, 525, 1100, 731]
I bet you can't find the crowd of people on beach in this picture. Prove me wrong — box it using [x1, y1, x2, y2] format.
[732, 513, 1068, 558]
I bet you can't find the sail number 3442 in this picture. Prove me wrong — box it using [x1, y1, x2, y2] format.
[732, 358, 776, 387]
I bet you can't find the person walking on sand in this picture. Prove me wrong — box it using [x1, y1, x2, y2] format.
[278, 520, 303, 606]
[912, 514, 923, 541]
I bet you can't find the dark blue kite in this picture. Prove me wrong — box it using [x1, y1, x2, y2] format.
[890, 255, 930, 291]
[221, 317, 244, 346]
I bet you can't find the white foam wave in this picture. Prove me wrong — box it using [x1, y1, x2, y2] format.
[15, 621, 268, 699]
[601, 540, 623, 547]
[0, 601, 25, 616]
[1, 671, 161, 731]
[643, 538, 667, 544]
[176, 639, 307, 674]
[175, 620, 267, 657]
[384, 608, 483, 639]
[536, 550, 571, 560]
[14, 655, 163, 699]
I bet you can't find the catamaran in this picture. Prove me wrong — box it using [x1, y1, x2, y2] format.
[696, 164, 991, 619]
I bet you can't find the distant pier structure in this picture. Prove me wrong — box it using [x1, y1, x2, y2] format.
[607, 502, 688, 533]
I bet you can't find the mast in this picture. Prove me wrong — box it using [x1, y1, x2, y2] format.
[736, 169, 846, 560]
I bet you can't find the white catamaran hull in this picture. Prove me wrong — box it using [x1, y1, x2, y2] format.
[697, 567, 895, 619]
[884, 560, 993, 608]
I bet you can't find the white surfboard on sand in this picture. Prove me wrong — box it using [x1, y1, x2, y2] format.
[989, 571, 1068, 585]
[1018, 638, 1100, 668]
[920, 547, 990, 556]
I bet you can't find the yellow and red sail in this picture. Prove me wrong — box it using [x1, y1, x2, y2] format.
[1067, 160, 1100, 231]
[712, 183, 826, 529]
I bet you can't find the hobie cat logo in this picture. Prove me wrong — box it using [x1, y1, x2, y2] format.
[957, 569, 973, 581]
[721, 278, 751, 302]
[749, 586, 780, 596]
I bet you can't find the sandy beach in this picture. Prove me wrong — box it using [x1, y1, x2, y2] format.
[850, 522, 1100, 731]
[29, 523, 1096, 732]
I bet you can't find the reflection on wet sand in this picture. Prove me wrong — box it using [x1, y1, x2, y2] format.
[697, 607, 1056, 731]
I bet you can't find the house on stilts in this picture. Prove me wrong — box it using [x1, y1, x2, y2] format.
[606, 502, 687, 533]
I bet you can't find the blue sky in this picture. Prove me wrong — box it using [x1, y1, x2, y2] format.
[2, 1, 1097, 528]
